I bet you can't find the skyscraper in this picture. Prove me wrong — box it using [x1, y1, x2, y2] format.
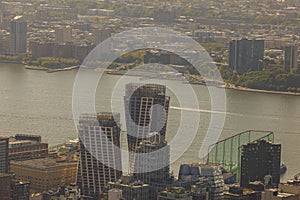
[0, 137, 9, 174]
[124, 83, 170, 152]
[134, 138, 170, 184]
[284, 45, 298, 72]
[0, 30, 10, 54]
[77, 112, 122, 198]
[55, 26, 72, 43]
[229, 38, 264, 74]
[9, 16, 27, 55]
[240, 140, 281, 188]
[93, 28, 111, 45]
[124, 83, 170, 176]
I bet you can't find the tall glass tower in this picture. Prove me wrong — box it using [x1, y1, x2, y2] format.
[124, 83, 170, 152]
[229, 38, 264, 74]
[10, 16, 27, 55]
[76, 112, 122, 198]
[124, 83, 170, 179]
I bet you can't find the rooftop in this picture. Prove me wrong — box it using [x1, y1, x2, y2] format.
[10, 158, 77, 170]
[13, 16, 24, 21]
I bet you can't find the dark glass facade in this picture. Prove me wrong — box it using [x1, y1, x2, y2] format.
[229, 39, 264, 74]
[240, 140, 281, 187]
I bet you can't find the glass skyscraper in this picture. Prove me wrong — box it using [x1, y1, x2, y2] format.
[76, 112, 122, 198]
[124, 83, 170, 181]
[229, 38, 264, 74]
[124, 83, 170, 152]
[9, 16, 27, 55]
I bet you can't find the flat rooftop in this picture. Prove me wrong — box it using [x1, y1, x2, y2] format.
[10, 158, 77, 170]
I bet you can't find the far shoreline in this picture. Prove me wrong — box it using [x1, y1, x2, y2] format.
[0, 60, 23, 64]
[24, 64, 300, 96]
[24, 65, 79, 73]
[1, 62, 299, 96]
[221, 85, 300, 96]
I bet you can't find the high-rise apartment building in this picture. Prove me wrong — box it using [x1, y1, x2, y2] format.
[0, 137, 9, 173]
[0, 11, 12, 31]
[93, 28, 111, 45]
[134, 139, 170, 184]
[76, 112, 122, 198]
[9, 16, 27, 55]
[55, 26, 72, 43]
[124, 83, 170, 176]
[124, 83, 170, 152]
[229, 38, 264, 74]
[0, 30, 10, 54]
[240, 140, 281, 187]
[284, 45, 298, 72]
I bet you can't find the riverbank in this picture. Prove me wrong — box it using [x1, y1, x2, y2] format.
[0, 60, 22, 64]
[25, 65, 79, 73]
[222, 84, 300, 96]
[23, 65, 300, 96]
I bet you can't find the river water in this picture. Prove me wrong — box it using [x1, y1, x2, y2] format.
[0, 63, 299, 181]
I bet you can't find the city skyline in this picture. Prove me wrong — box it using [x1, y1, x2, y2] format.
[0, 0, 299, 199]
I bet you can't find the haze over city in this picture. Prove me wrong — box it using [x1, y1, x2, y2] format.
[0, 0, 299, 199]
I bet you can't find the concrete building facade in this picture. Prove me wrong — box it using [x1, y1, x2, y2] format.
[10, 158, 77, 192]
[9, 134, 48, 161]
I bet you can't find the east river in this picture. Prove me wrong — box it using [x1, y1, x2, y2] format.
[0, 63, 299, 181]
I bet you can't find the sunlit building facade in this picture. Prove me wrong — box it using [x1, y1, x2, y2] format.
[77, 113, 122, 198]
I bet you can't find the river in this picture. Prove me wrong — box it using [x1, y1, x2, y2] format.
[0, 63, 299, 181]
